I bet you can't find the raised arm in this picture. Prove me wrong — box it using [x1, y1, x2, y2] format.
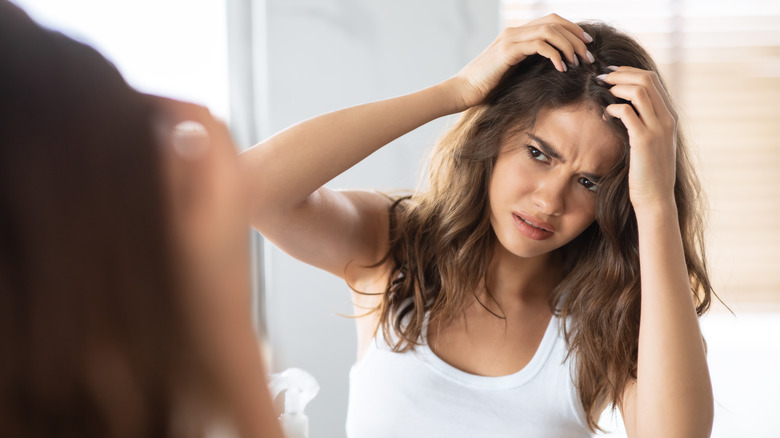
[602, 67, 714, 437]
[241, 14, 595, 281]
[241, 84, 461, 277]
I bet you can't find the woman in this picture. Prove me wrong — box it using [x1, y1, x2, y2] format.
[244, 14, 714, 437]
[0, 2, 282, 437]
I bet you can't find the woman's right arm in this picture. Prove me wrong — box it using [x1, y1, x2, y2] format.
[241, 83, 463, 278]
[241, 14, 594, 280]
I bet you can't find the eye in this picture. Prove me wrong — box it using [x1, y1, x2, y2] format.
[526, 146, 550, 163]
[578, 177, 598, 192]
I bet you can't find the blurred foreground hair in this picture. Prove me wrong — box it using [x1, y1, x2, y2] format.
[0, 2, 225, 436]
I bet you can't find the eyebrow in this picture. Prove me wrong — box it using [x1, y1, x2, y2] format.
[528, 134, 564, 162]
[527, 133, 604, 182]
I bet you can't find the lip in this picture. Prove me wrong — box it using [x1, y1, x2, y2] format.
[512, 212, 555, 241]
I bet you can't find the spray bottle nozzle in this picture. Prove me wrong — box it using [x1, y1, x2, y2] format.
[269, 368, 319, 438]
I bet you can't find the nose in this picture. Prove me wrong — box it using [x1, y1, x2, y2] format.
[531, 175, 566, 217]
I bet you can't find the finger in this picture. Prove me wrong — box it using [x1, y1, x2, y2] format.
[496, 26, 567, 71]
[544, 23, 594, 65]
[605, 103, 646, 144]
[526, 23, 581, 67]
[524, 19, 593, 65]
[601, 67, 677, 122]
[149, 95, 228, 164]
[605, 84, 659, 128]
[524, 39, 567, 72]
[608, 66, 673, 110]
[533, 13, 593, 45]
[172, 121, 211, 160]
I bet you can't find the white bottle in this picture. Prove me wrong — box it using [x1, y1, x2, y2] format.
[269, 368, 319, 438]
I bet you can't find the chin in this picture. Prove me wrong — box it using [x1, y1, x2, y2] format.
[495, 237, 558, 260]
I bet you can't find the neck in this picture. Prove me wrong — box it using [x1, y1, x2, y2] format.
[482, 243, 563, 310]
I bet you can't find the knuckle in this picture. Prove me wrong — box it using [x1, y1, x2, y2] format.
[540, 23, 555, 34]
[623, 88, 637, 102]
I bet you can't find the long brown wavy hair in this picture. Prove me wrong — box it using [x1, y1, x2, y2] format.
[372, 22, 713, 431]
[0, 3, 226, 436]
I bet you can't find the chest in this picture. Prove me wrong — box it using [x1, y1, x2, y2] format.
[347, 313, 590, 438]
[427, 308, 553, 377]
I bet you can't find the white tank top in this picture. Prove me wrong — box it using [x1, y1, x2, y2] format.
[346, 315, 592, 437]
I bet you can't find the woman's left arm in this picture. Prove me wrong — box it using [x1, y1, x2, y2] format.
[601, 66, 714, 438]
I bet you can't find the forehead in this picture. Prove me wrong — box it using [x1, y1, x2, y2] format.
[506, 104, 622, 173]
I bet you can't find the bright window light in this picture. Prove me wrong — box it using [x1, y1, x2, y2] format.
[12, 0, 230, 120]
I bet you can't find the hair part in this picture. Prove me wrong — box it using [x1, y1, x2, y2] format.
[371, 21, 714, 432]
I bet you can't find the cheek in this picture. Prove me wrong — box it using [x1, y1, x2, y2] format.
[490, 160, 535, 200]
[577, 192, 597, 216]
[565, 194, 597, 232]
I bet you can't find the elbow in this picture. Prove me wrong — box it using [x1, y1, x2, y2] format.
[674, 388, 715, 438]
[631, 394, 714, 438]
[699, 392, 715, 438]
[696, 371, 715, 437]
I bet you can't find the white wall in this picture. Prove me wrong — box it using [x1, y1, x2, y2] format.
[259, 1, 499, 436]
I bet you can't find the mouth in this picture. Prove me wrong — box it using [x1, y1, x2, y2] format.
[514, 212, 555, 232]
[512, 213, 555, 241]
[518, 216, 551, 232]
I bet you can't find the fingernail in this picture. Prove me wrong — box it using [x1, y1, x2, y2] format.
[583, 32, 593, 43]
[172, 121, 210, 159]
[586, 51, 595, 64]
[562, 62, 567, 72]
[573, 56, 579, 67]
[596, 74, 609, 81]
[607, 65, 619, 71]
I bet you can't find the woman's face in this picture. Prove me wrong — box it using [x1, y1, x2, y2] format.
[488, 103, 622, 261]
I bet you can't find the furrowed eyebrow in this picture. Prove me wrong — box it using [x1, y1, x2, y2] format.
[528, 134, 564, 162]
[582, 172, 603, 183]
[528, 134, 604, 182]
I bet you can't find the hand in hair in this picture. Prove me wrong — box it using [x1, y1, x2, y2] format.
[600, 66, 679, 213]
[600, 68, 713, 437]
[448, 13, 595, 111]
